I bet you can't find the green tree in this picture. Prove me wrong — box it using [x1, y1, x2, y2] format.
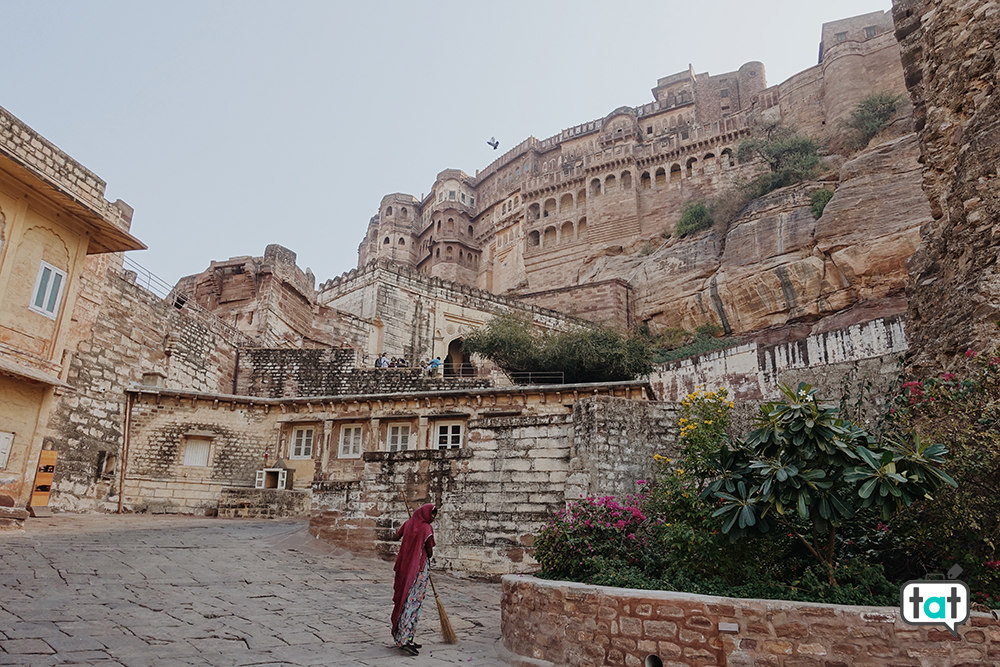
[463, 312, 654, 384]
[840, 92, 905, 151]
[737, 120, 820, 197]
[703, 383, 955, 586]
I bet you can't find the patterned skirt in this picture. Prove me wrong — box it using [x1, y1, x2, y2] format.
[393, 560, 430, 646]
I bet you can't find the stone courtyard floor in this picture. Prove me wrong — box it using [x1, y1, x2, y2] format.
[0, 515, 512, 666]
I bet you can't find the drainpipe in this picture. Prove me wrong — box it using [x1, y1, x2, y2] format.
[117, 391, 134, 514]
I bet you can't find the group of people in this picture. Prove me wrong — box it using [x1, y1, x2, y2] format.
[374, 353, 408, 368]
[374, 353, 443, 377]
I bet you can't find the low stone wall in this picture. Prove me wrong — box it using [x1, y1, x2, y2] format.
[501, 575, 999, 667]
[217, 488, 311, 519]
[0, 506, 28, 531]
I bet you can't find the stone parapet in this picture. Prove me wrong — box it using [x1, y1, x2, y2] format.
[217, 487, 310, 519]
[501, 575, 1000, 667]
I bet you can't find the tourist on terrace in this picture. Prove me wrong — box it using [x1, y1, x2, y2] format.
[391, 504, 437, 656]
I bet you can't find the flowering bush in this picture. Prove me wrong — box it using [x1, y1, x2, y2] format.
[534, 494, 650, 581]
[676, 387, 733, 485]
[879, 345, 1000, 607]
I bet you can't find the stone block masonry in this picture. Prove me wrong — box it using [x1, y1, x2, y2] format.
[46, 263, 239, 513]
[309, 390, 677, 577]
[217, 488, 310, 519]
[502, 575, 1000, 667]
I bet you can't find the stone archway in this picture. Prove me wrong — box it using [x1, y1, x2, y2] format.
[445, 338, 473, 377]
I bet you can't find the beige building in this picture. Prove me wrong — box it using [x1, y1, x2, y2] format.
[0, 105, 144, 509]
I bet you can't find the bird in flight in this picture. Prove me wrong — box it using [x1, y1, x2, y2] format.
[487, 137, 499, 150]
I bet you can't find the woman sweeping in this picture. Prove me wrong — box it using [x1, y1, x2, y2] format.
[391, 503, 436, 656]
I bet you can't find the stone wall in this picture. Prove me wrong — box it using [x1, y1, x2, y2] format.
[892, 0, 1000, 374]
[519, 279, 632, 328]
[217, 487, 310, 519]
[318, 259, 582, 366]
[122, 391, 275, 514]
[310, 392, 677, 577]
[569, 397, 677, 500]
[46, 263, 239, 513]
[235, 347, 490, 398]
[501, 575, 1000, 667]
[650, 316, 908, 403]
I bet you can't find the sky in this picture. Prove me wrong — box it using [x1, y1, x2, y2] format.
[1, 0, 892, 288]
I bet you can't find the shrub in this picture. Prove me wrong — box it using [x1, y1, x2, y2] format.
[463, 312, 654, 384]
[676, 201, 713, 236]
[840, 92, 905, 152]
[702, 383, 955, 586]
[737, 120, 820, 197]
[878, 346, 1000, 606]
[811, 188, 834, 219]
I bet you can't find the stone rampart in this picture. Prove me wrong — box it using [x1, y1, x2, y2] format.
[501, 575, 999, 667]
[650, 316, 908, 402]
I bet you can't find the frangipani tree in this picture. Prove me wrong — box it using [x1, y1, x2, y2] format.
[702, 383, 955, 586]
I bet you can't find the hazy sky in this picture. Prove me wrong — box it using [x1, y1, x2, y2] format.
[1, 0, 892, 287]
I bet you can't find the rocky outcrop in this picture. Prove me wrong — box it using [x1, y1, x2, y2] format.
[584, 132, 930, 338]
[892, 0, 1000, 373]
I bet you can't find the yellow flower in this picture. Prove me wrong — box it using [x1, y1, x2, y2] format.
[705, 420, 713, 425]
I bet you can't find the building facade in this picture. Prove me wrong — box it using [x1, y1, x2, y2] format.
[0, 104, 145, 509]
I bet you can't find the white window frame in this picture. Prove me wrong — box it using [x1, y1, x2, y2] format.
[387, 423, 411, 452]
[434, 422, 464, 450]
[289, 427, 314, 459]
[29, 261, 67, 319]
[0, 431, 14, 469]
[182, 436, 212, 467]
[339, 424, 363, 459]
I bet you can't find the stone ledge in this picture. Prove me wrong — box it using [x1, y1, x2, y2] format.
[501, 575, 999, 667]
[0, 506, 30, 530]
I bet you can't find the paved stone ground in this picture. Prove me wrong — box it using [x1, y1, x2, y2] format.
[0, 515, 512, 666]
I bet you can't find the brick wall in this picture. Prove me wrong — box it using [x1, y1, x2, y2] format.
[501, 575, 1000, 667]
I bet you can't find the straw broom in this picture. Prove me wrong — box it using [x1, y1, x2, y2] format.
[399, 490, 458, 644]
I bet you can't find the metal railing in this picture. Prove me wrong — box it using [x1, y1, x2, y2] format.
[505, 371, 565, 385]
[120, 255, 277, 348]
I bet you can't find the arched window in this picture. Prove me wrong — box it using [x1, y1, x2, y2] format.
[605, 174, 616, 192]
[561, 221, 574, 244]
[577, 217, 587, 240]
[384, 237, 390, 244]
[640, 172, 651, 189]
[436, 248, 440, 257]
[621, 171, 632, 189]
[447, 218, 455, 233]
[655, 168, 666, 186]
[543, 226, 556, 246]
[398, 238, 406, 245]
[446, 246, 453, 259]
[721, 148, 735, 168]
[468, 225, 474, 236]
[436, 220, 441, 231]
[686, 157, 698, 178]
[543, 198, 556, 217]
[386, 206, 393, 216]
[577, 189, 586, 205]
[560, 193, 573, 212]
[400, 207, 408, 218]
[527, 231, 540, 247]
[670, 164, 682, 182]
[591, 178, 601, 196]
[704, 153, 716, 174]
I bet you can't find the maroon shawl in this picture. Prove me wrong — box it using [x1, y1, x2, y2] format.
[391, 503, 436, 633]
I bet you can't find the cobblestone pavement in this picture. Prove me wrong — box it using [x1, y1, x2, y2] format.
[0, 515, 511, 666]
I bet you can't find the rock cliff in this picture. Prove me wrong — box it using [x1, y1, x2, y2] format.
[581, 131, 930, 339]
[892, 0, 1000, 373]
